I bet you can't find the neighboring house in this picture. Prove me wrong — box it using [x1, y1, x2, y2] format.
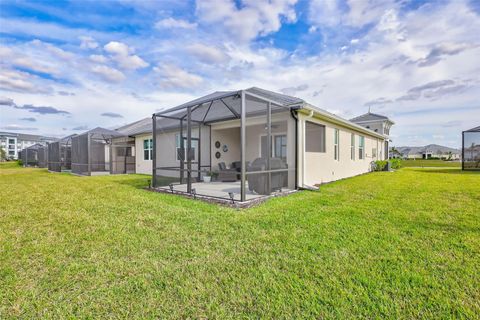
[395, 144, 461, 160]
[150, 87, 393, 203]
[115, 117, 153, 175]
[350, 112, 394, 158]
[0, 131, 56, 160]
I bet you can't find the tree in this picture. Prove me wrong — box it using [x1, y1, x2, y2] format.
[0, 147, 6, 162]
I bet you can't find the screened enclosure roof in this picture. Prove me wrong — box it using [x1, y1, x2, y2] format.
[464, 126, 480, 132]
[77, 127, 125, 139]
[25, 143, 45, 150]
[156, 87, 304, 117]
[57, 134, 77, 143]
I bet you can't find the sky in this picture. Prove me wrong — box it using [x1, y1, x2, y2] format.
[0, 0, 479, 148]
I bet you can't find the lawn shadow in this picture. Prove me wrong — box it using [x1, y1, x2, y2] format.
[409, 168, 480, 175]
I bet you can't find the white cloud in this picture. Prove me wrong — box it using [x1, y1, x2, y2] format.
[154, 64, 203, 89]
[104, 41, 131, 56]
[104, 41, 149, 70]
[79, 36, 99, 49]
[196, 0, 298, 42]
[155, 17, 197, 29]
[186, 43, 229, 63]
[0, 67, 52, 93]
[31, 39, 74, 60]
[89, 54, 109, 64]
[90, 65, 126, 82]
[1, 124, 38, 131]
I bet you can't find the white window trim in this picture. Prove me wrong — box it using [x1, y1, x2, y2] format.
[334, 128, 340, 161]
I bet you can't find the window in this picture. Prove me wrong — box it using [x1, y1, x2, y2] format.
[143, 139, 152, 160]
[8, 138, 15, 144]
[351, 133, 355, 160]
[358, 136, 365, 159]
[334, 128, 340, 160]
[305, 121, 326, 152]
[175, 134, 197, 161]
[274, 135, 287, 159]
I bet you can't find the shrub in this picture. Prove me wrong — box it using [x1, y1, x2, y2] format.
[390, 158, 402, 169]
[374, 160, 388, 171]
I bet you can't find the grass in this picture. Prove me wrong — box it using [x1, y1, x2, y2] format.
[0, 165, 479, 319]
[401, 159, 461, 167]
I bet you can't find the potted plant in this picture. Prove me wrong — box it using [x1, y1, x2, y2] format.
[203, 171, 213, 183]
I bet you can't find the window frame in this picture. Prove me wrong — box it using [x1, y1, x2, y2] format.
[351, 133, 355, 160]
[358, 136, 365, 160]
[334, 128, 340, 161]
[175, 133, 198, 162]
[305, 121, 326, 153]
[143, 138, 153, 161]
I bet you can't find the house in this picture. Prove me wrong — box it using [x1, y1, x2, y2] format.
[350, 112, 394, 157]
[0, 131, 56, 160]
[151, 87, 393, 203]
[462, 126, 480, 170]
[395, 144, 461, 160]
[114, 117, 153, 175]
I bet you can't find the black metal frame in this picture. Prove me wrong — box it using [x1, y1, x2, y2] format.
[152, 90, 297, 202]
[462, 126, 480, 171]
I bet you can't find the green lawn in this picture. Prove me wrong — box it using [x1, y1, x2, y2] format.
[402, 159, 461, 167]
[1, 164, 479, 319]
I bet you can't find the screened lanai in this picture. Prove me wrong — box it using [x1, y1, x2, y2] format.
[48, 134, 75, 172]
[462, 126, 480, 170]
[21, 143, 43, 167]
[153, 87, 300, 203]
[37, 145, 49, 168]
[110, 136, 136, 174]
[71, 127, 125, 175]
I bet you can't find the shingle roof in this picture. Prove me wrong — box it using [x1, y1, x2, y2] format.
[116, 117, 152, 136]
[350, 112, 391, 123]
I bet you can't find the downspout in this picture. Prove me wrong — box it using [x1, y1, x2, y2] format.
[303, 109, 315, 190]
[290, 109, 298, 190]
[291, 106, 317, 190]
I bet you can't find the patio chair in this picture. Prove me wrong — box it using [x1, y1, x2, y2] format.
[247, 158, 288, 195]
[217, 162, 238, 182]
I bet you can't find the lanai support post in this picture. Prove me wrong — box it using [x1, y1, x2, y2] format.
[152, 114, 157, 187]
[87, 133, 91, 176]
[267, 101, 271, 193]
[240, 90, 246, 202]
[187, 106, 192, 193]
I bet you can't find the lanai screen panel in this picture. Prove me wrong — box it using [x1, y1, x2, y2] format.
[111, 137, 135, 174]
[71, 134, 89, 175]
[24, 146, 39, 166]
[463, 126, 480, 170]
[244, 95, 296, 198]
[37, 146, 48, 168]
[89, 137, 108, 172]
[48, 142, 62, 172]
